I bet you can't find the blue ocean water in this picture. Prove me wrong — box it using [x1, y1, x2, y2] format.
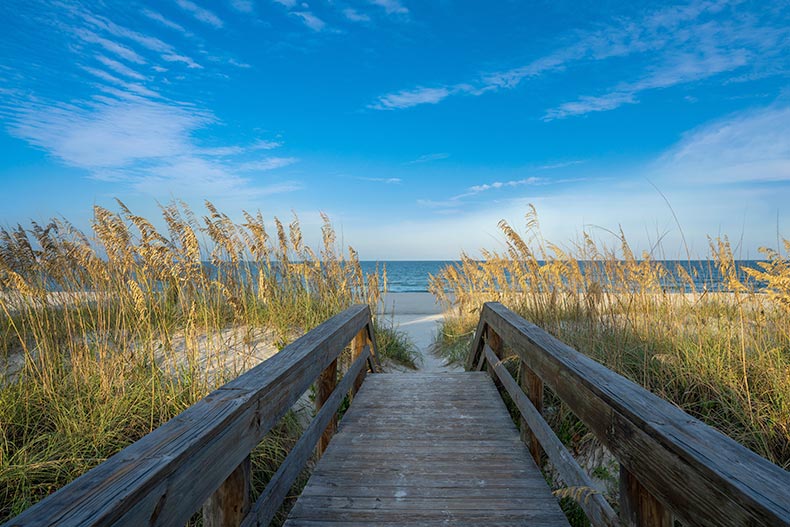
[360, 260, 766, 293]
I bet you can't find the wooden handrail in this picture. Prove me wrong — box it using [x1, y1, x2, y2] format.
[470, 302, 790, 527]
[4, 304, 379, 527]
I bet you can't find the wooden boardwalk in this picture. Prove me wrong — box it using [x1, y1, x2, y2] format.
[284, 372, 570, 526]
[7, 303, 790, 527]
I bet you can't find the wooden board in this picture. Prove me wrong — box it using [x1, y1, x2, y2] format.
[477, 301, 790, 527]
[284, 372, 569, 526]
[4, 304, 372, 527]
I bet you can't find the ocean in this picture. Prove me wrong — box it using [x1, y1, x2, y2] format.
[360, 260, 766, 293]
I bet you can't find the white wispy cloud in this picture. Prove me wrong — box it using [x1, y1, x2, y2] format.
[230, 0, 255, 13]
[357, 177, 402, 183]
[292, 11, 326, 32]
[76, 29, 146, 64]
[537, 160, 585, 170]
[544, 92, 637, 120]
[141, 9, 190, 34]
[372, 1, 790, 115]
[466, 178, 544, 194]
[77, 10, 203, 68]
[655, 104, 790, 183]
[371, 87, 451, 110]
[418, 175, 569, 210]
[82, 66, 162, 98]
[1, 3, 297, 201]
[369, 0, 408, 15]
[174, 0, 224, 28]
[344, 8, 371, 22]
[406, 153, 450, 164]
[95, 55, 146, 80]
[162, 53, 203, 69]
[238, 157, 298, 171]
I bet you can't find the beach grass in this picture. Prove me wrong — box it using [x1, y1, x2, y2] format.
[430, 206, 790, 513]
[0, 200, 393, 522]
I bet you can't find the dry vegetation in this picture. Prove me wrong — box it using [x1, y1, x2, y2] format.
[0, 200, 407, 522]
[430, 205, 790, 472]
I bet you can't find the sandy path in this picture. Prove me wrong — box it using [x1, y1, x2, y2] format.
[379, 292, 460, 373]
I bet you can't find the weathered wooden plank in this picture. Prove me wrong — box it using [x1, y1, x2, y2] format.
[285, 372, 570, 527]
[240, 348, 371, 527]
[479, 301, 790, 527]
[364, 320, 382, 373]
[350, 329, 368, 397]
[315, 358, 338, 457]
[287, 508, 569, 523]
[519, 358, 544, 465]
[4, 304, 372, 527]
[297, 482, 553, 497]
[203, 455, 251, 527]
[620, 465, 672, 527]
[485, 344, 619, 527]
[465, 316, 488, 370]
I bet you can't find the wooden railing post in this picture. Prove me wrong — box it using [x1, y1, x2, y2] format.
[316, 358, 338, 457]
[350, 329, 368, 397]
[518, 360, 543, 466]
[486, 326, 503, 385]
[203, 455, 251, 527]
[620, 465, 672, 527]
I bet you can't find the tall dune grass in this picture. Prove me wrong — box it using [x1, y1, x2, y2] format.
[0, 200, 397, 522]
[430, 205, 790, 470]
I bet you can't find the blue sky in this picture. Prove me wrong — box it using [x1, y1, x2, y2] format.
[1, 0, 789, 259]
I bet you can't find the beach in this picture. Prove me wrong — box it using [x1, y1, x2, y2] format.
[379, 292, 459, 372]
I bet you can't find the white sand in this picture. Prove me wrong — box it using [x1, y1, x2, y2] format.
[378, 292, 460, 373]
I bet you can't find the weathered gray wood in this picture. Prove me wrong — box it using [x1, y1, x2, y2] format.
[364, 320, 382, 373]
[203, 455, 251, 527]
[240, 348, 370, 527]
[315, 358, 337, 457]
[519, 359, 544, 465]
[350, 329, 367, 397]
[485, 325, 503, 387]
[284, 372, 570, 527]
[465, 315, 488, 370]
[619, 465, 672, 527]
[480, 301, 790, 527]
[3, 304, 372, 527]
[484, 344, 619, 527]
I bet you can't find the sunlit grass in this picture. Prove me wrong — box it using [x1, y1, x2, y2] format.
[430, 205, 790, 470]
[0, 200, 392, 522]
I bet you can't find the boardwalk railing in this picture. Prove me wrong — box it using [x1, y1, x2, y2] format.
[4, 304, 379, 527]
[469, 301, 790, 527]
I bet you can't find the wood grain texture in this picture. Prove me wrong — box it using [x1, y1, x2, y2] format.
[284, 372, 570, 526]
[203, 455, 251, 527]
[350, 329, 368, 397]
[3, 304, 372, 527]
[619, 465, 672, 527]
[519, 359, 544, 466]
[485, 345, 619, 527]
[241, 348, 371, 527]
[477, 302, 790, 527]
[315, 358, 338, 457]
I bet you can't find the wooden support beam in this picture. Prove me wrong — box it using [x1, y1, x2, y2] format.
[241, 348, 371, 527]
[484, 344, 619, 527]
[481, 301, 790, 527]
[364, 321, 382, 373]
[620, 465, 672, 527]
[519, 360, 543, 466]
[315, 359, 338, 458]
[203, 455, 251, 527]
[486, 326, 503, 387]
[350, 329, 367, 397]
